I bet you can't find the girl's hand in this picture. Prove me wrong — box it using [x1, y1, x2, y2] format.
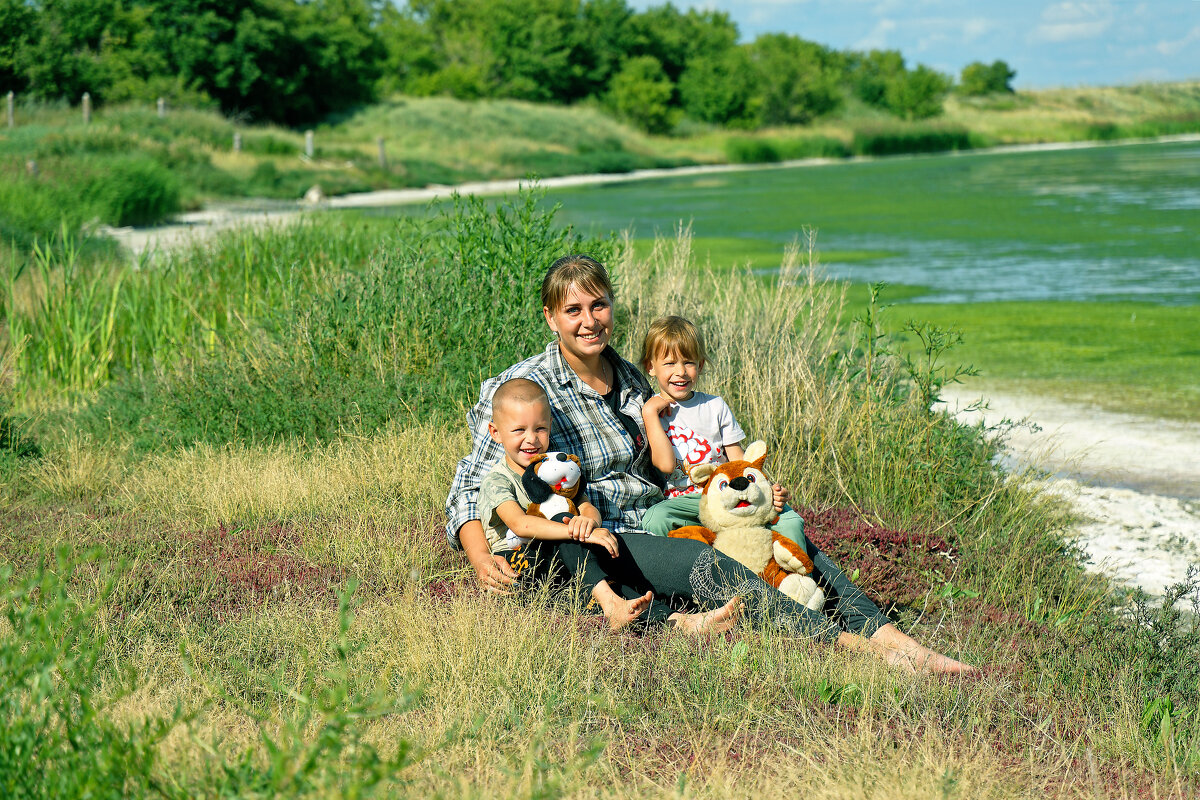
[772, 483, 791, 514]
[642, 394, 673, 420]
[566, 515, 597, 540]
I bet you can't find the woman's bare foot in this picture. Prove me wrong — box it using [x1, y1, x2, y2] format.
[867, 624, 976, 674]
[669, 597, 743, 634]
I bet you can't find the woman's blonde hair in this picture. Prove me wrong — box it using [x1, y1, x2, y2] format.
[541, 255, 613, 312]
[640, 316, 706, 371]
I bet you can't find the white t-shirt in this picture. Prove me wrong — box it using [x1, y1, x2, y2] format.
[654, 391, 746, 497]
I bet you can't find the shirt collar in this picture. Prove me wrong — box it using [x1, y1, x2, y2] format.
[546, 341, 636, 396]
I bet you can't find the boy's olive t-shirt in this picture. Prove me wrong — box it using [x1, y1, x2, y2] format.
[478, 461, 532, 554]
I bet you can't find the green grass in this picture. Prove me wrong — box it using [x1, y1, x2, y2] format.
[2, 197, 1199, 793]
[894, 300, 1200, 420]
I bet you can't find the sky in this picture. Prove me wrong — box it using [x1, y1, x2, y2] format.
[628, 0, 1200, 88]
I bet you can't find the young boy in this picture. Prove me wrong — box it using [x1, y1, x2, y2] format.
[478, 377, 654, 630]
[639, 316, 807, 547]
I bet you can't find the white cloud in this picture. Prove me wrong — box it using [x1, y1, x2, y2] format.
[855, 18, 897, 50]
[1155, 25, 1200, 56]
[1030, 2, 1115, 43]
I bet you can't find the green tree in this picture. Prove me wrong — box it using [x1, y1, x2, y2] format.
[846, 48, 905, 109]
[745, 33, 842, 126]
[884, 63, 951, 119]
[0, 0, 36, 93]
[678, 47, 757, 127]
[606, 54, 674, 133]
[626, 4, 738, 84]
[959, 59, 1015, 95]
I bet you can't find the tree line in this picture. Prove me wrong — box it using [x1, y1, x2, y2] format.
[0, 0, 1014, 129]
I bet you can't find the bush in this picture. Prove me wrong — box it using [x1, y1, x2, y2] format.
[81, 155, 181, 227]
[724, 137, 780, 164]
[775, 136, 850, 160]
[606, 56, 677, 135]
[851, 124, 971, 156]
[76, 187, 617, 448]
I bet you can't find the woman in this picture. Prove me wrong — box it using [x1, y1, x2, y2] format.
[446, 254, 972, 672]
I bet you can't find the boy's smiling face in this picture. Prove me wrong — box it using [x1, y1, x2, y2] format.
[488, 398, 551, 472]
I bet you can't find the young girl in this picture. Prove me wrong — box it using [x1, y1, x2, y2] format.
[638, 315, 807, 547]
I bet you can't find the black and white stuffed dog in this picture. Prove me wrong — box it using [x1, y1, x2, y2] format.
[507, 452, 587, 550]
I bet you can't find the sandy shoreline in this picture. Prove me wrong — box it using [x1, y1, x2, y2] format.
[939, 385, 1200, 597]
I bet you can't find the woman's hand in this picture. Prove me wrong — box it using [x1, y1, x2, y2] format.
[642, 394, 673, 420]
[585, 527, 620, 558]
[566, 515, 597, 540]
[772, 483, 791, 513]
[474, 554, 518, 594]
[460, 520, 517, 594]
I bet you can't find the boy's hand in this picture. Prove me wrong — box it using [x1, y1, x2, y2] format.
[566, 515, 597, 540]
[642, 395, 673, 420]
[586, 527, 620, 558]
[772, 483, 791, 514]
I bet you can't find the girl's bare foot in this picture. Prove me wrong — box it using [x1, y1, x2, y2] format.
[669, 597, 743, 634]
[605, 591, 655, 632]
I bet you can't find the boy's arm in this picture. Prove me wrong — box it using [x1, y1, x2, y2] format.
[494, 500, 577, 542]
[496, 501, 620, 557]
[641, 397, 679, 475]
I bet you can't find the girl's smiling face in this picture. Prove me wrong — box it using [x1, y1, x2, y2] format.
[646, 349, 702, 402]
[543, 283, 614, 364]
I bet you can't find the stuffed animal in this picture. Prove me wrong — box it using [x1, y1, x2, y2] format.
[669, 441, 825, 611]
[508, 452, 587, 549]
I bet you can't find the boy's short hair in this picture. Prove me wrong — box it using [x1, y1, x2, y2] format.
[640, 316, 706, 371]
[491, 378, 550, 418]
[541, 255, 613, 313]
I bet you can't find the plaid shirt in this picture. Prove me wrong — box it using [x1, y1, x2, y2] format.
[445, 341, 665, 548]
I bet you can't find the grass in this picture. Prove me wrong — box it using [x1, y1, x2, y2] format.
[2, 193, 1199, 794]
[895, 300, 1200, 421]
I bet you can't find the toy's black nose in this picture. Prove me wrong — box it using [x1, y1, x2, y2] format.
[556, 453, 568, 462]
[729, 476, 749, 491]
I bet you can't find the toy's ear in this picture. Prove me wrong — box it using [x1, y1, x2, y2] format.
[744, 440, 767, 469]
[521, 456, 553, 504]
[689, 462, 717, 488]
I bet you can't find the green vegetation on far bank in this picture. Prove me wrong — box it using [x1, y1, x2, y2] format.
[895, 299, 1200, 422]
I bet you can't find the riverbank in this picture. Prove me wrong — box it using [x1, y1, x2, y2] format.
[107, 131, 1200, 258]
[939, 384, 1200, 597]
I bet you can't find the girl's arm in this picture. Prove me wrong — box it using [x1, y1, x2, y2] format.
[641, 396, 679, 475]
[724, 441, 745, 461]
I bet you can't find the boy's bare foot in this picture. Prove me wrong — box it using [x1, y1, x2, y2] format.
[590, 582, 655, 631]
[603, 591, 655, 631]
[669, 597, 743, 634]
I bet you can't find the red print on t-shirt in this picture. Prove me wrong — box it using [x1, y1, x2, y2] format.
[666, 422, 719, 466]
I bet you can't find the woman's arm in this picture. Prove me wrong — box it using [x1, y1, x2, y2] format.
[641, 396, 678, 475]
[459, 520, 517, 592]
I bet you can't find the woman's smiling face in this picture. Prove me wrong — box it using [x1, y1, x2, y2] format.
[544, 283, 614, 363]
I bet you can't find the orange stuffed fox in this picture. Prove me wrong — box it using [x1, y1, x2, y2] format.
[669, 441, 825, 611]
